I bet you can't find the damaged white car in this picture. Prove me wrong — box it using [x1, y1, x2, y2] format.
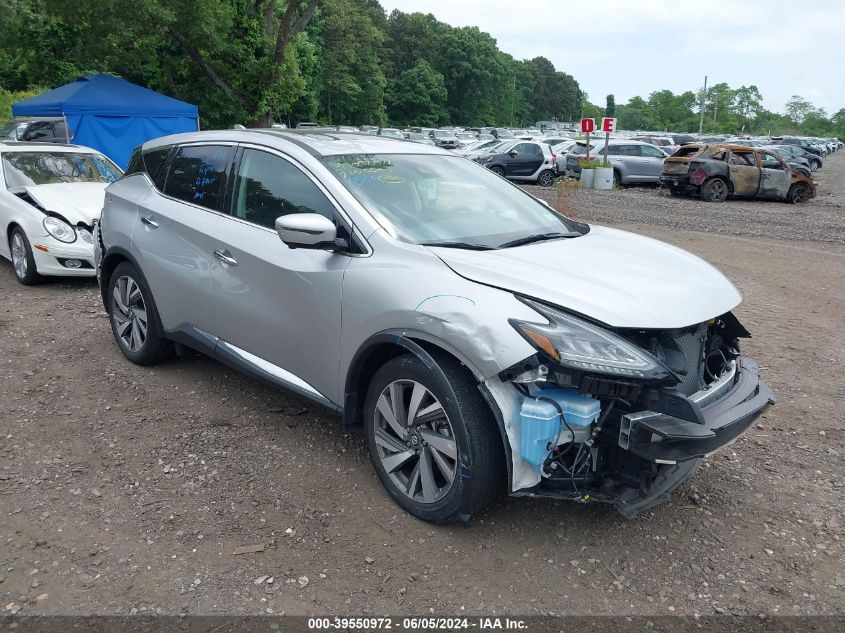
[0, 142, 122, 284]
[95, 130, 774, 523]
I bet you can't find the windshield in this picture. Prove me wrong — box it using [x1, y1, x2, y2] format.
[3, 152, 122, 188]
[495, 129, 514, 138]
[432, 131, 454, 138]
[380, 129, 403, 138]
[321, 153, 581, 249]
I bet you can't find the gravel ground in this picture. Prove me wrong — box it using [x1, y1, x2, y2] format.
[0, 153, 844, 618]
[524, 149, 845, 244]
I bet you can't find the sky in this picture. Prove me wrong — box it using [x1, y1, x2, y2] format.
[378, 0, 845, 115]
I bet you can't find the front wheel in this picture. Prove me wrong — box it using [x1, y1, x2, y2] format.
[489, 166, 505, 177]
[787, 182, 813, 204]
[364, 353, 504, 523]
[700, 177, 729, 202]
[810, 160, 820, 172]
[107, 261, 173, 365]
[537, 170, 555, 187]
[9, 228, 41, 285]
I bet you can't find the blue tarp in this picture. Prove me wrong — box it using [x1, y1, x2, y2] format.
[12, 74, 199, 168]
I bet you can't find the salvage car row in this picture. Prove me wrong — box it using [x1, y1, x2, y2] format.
[0, 127, 776, 527]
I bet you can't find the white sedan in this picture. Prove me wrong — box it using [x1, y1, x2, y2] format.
[0, 142, 122, 284]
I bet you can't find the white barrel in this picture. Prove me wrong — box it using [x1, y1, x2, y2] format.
[594, 167, 613, 190]
[580, 168, 595, 188]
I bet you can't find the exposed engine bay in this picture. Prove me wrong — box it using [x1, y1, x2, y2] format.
[489, 310, 774, 517]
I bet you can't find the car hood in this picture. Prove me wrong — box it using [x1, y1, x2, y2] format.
[428, 225, 742, 329]
[23, 182, 108, 225]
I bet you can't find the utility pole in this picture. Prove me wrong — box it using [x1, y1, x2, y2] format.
[698, 75, 707, 134]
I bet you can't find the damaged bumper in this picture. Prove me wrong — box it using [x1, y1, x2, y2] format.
[620, 358, 774, 465]
[488, 355, 773, 518]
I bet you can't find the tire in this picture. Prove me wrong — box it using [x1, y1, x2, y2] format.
[787, 182, 813, 204]
[364, 352, 505, 523]
[536, 170, 555, 187]
[612, 170, 623, 187]
[810, 160, 820, 172]
[489, 166, 505, 177]
[107, 261, 173, 365]
[700, 177, 729, 202]
[9, 227, 41, 285]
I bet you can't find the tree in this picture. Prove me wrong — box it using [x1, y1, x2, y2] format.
[605, 94, 615, 117]
[784, 95, 815, 125]
[387, 59, 447, 126]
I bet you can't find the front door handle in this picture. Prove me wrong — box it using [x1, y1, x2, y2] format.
[140, 215, 159, 228]
[214, 249, 238, 266]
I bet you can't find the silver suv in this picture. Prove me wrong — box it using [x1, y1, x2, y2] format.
[95, 130, 773, 523]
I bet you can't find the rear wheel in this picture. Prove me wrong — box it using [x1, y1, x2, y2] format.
[107, 261, 173, 365]
[10, 228, 41, 285]
[489, 166, 505, 177]
[613, 170, 623, 187]
[537, 169, 555, 187]
[364, 353, 504, 523]
[700, 177, 729, 202]
[810, 159, 820, 172]
[787, 182, 813, 204]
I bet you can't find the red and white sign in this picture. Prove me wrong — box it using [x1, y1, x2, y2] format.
[601, 117, 617, 133]
[580, 118, 595, 133]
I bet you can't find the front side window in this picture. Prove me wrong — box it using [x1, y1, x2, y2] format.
[3, 151, 122, 188]
[231, 149, 335, 229]
[321, 153, 583, 249]
[163, 145, 232, 210]
[759, 152, 785, 170]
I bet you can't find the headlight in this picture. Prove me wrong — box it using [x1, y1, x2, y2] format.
[77, 228, 93, 244]
[43, 217, 77, 243]
[511, 299, 674, 380]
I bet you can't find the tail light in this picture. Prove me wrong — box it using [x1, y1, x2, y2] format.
[690, 166, 707, 185]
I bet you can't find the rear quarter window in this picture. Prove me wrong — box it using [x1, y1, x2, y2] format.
[163, 145, 233, 210]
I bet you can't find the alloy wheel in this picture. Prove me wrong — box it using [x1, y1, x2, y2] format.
[111, 275, 148, 352]
[11, 233, 27, 279]
[373, 380, 457, 504]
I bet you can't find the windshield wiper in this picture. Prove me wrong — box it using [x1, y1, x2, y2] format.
[498, 232, 581, 249]
[420, 241, 495, 251]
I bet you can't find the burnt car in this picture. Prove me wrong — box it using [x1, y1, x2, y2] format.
[661, 144, 815, 204]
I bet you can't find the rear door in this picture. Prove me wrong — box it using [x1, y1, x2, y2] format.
[209, 146, 350, 405]
[757, 151, 791, 199]
[727, 150, 760, 195]
[131, 143, 234, 336]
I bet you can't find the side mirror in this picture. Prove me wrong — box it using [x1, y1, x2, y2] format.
[275, 213, 338, 250]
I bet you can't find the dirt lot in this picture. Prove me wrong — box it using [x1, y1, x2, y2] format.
[1, 152, 844, 618]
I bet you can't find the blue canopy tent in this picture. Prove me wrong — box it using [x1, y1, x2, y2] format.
[12, 74, 199, 168]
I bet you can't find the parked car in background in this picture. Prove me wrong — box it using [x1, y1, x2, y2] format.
[661, 144, 815, 203]
[565, 140, 667, 185]
[96, 129, 772, 523]
[7, 118, 72, 143]
[632, 135, 677, 154]
[455, 132, 478, 147]
[0, 141, 122, 284]
[760, 146, 812, 175]
[377, 127, 404, 139]
[455, 139, 509, 159]
[778, 137, 825, 157]
[774, 144, 823, 171]
[405, 132, 435, 146]
[429, 129, 460, 149]
[550, 140, 577, 172]
[476, 140, 558, 186]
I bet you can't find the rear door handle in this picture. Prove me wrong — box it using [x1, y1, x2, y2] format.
[214, 249, 238, 266]
[140, 215, 159, 228]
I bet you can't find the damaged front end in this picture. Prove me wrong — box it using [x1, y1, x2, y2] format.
[485, 300, 774, 517]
